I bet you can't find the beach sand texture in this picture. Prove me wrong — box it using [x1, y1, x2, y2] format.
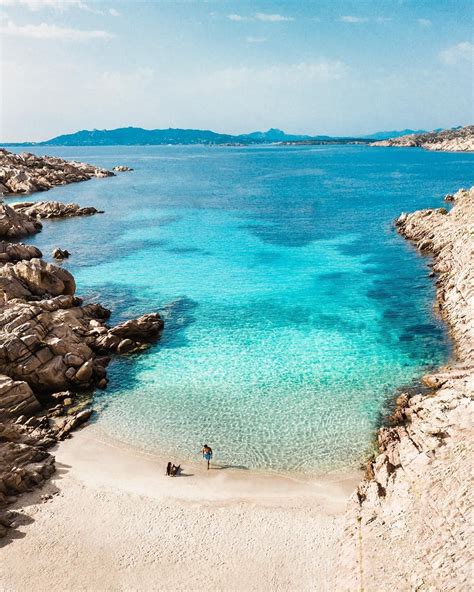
[0, 427, 359, 592]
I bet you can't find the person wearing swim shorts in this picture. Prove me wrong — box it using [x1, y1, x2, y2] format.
[201, 444, 213, 470]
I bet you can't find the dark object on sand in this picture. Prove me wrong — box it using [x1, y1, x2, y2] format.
[166, 462, 181, 476]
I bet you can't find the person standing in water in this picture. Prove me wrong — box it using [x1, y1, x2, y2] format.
[201, 444, 213, 470]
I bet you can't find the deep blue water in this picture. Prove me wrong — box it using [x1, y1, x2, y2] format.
[9, 144, 473, 473]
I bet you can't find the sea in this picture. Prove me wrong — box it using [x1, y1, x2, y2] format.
[9, 144, 473, 474]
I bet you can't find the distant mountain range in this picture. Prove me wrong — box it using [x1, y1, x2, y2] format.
[14, 127, 362, 147]
[2, 126, 458, 147]
[361, 129, 431, 140]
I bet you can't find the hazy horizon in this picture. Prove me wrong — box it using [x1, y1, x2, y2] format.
[1, 0, 473, 142]
[2, 123, 466, 145]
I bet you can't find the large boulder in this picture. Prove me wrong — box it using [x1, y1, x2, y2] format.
[0, 375, 40, 420]
[0, 241, 42, 264]
[109, 313, 164, 340]
[0, 258, 76, 301]
[0, 296, 98, 392]
[0, 203, 42, 239]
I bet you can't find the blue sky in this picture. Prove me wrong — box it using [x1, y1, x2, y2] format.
[0, 0, 473, 141]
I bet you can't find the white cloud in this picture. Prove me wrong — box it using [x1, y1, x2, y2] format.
[418, 18, 432, 27]
[254, 12, 293, 22]
[440, 41, 474, 65]
[246, 36, 266, 44]
[228, 12, 293, 23]
[0, 0, 117, 15]
[0, 0, 91, 10]
[0, 18, 114, 39]
[340, 16, 368, 23]
[101, 67, 155, 88]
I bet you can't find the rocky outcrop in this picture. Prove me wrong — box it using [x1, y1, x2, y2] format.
[12, 200, 103, 219]
[336, 187, 473, 591]
[0, 376, 41, 420]
[52, 248, 70, 260]
[0, 258, 76, 301]
[109, 313, 164, 339]
[0, 149, 113, 195]
[0, 203, 42, 239]
[0, 166, 164, 537]
[370, 125, 474, 152]
[0, 242, 42, 264]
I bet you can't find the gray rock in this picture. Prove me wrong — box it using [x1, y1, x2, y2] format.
[0, 148, 114, 195]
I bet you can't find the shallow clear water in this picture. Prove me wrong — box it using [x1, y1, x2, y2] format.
[13, 144, 473, 474]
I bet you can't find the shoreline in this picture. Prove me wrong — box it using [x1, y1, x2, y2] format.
[0, 425, 359, 592]
[59, 422, 363, 491]
[54, 425, 361, 507]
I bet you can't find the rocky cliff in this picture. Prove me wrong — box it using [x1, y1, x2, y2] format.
[371, 125, 474, 152]
[336, 187, 473, 591]
[0, 148, 113, 195]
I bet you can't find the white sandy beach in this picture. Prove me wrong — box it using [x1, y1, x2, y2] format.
[0, 425, 359, 592]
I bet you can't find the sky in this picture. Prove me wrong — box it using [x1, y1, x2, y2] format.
[0, 0, 473, 141]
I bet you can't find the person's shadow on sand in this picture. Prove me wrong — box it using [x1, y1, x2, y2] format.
[211, 464, 249, 471]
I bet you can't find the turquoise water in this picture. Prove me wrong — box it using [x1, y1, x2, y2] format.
[13, 145, 473, 474]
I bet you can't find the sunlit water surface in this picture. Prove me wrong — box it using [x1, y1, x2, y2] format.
[12, 144, 473, 474]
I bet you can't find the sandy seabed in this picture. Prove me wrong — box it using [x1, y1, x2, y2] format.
[0, 425, 359, 592]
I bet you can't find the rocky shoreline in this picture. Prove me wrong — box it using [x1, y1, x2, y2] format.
[336, 187, 473, 591]
[371, 125, 474, 152]
[0, 149, 113, 195]
[0, 151, 162, 537]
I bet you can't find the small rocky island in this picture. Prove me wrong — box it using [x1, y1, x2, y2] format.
[0, 151, 163, 537]
[370, 125, 474, 152]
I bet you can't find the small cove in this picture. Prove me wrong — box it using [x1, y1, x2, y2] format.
[12, 144, 472, 474]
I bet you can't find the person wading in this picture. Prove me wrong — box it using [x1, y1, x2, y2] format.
[201, 444, 213, 470]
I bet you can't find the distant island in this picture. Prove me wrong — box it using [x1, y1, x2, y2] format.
[1, 126, 435, 147]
